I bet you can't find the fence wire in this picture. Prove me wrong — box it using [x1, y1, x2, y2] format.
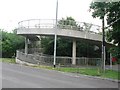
[16, 50, 102, 68]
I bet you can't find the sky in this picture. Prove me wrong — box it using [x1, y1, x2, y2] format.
[0, 0, 102, 32]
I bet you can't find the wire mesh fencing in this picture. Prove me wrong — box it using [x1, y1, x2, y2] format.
[16, 50, 102, 68]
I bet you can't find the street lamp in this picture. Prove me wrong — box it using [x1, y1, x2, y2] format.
[102, 15, 106, 72]
[53, 0, 58, 68]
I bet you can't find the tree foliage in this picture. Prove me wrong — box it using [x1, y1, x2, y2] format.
[58, 17, 77, 27]
[90, 2, 120, 62]
[57, 17, 80, 30]
[0, 29, 25, 58]
[90, 2, 120, 45]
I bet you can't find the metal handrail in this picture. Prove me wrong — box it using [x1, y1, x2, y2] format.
[18, 19, 102, 33]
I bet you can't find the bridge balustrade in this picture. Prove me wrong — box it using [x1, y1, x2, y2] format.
[18, 19, 101, 34]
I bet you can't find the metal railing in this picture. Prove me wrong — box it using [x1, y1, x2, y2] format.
[16, 49, 101, 67]
[76, 57, 101, 66]
[18, 19, 102, 33]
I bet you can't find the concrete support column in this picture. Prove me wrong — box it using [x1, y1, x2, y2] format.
[25, 37, 28, 54]
[72, 39, 76, 65]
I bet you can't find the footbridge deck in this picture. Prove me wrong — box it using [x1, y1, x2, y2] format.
[17, 19, 102, 42]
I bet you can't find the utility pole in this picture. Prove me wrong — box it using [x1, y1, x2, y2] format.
[102, 13, 106, 72]
[53, 0, 58, 68]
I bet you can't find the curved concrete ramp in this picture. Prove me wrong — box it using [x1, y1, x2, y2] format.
[17, 28, 102, 42]
[17, 19, 103, 42]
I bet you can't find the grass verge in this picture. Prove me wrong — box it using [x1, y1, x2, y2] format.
[32, 65, 120, 80]
[56, 67, 120, 80]
[0, 58, 16, 64]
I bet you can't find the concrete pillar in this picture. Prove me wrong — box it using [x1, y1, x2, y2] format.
[72, 39, 76, 65]
[25, 37, 28, 54]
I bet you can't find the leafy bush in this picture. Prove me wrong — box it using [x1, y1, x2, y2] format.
[0, 29, 25, 58]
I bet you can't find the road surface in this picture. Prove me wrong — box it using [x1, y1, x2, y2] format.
[1, 63, 118, 88]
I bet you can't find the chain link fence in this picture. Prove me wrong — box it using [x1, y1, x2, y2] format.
[16, 49, 102, 68]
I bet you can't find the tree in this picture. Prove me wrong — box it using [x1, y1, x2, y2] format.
[1, 29, 25, 58]
[90, 2, 120, 63]
[106, 2, 120, 46]
[57, 17, 78, 30]
[41, 37, 54, 55]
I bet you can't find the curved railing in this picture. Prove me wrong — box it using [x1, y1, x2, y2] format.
[18, 19, 101, 33]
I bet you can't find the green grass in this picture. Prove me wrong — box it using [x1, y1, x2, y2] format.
[101, 70, 120, 80]
[32, 65, 54, 70]
[32, 65, 120, 80]
[0, 58, 16, 64]
[56, 67, 120, 80]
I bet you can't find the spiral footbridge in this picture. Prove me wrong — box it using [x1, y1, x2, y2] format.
[16, 19, 112, 65]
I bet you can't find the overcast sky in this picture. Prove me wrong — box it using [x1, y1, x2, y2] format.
[0, 0, 102, 32]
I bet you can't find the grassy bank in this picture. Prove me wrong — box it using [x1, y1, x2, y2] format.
[33, 65, 120, 80]
[0, 58, 16, 64]
[55, 67, 120, 80]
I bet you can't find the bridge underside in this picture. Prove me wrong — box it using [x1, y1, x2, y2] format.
[20, 34, 113, 65]
[20, 34, 112, 48]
